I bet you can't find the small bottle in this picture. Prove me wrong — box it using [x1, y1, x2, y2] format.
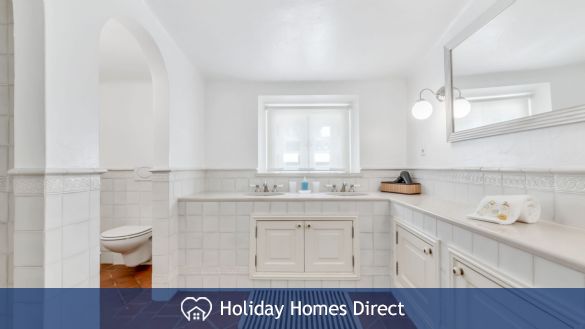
[289, 181, 297, 193]
[301, 177, 309, 191]
[313, 181, 320, 193]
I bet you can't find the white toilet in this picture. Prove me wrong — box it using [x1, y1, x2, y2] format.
[100, 225, 152, 267]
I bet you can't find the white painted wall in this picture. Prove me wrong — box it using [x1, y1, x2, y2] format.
[204, 79, 407, 170]
[406, 0, 585, 169]
[99, 80, 154, 169]
[13, 0, 205, 170]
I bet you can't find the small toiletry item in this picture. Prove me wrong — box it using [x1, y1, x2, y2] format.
[301, 177, 309, 191]
[313, 181, 320, 193]
[289, 181, 297, 193]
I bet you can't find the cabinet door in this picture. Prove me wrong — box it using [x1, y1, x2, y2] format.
[451, 259, 572, 329]
[256, 221, 304, 272]
[305, 220, 353, 273]
[396, 226, 438, 288]
[452, 260, 501, 288]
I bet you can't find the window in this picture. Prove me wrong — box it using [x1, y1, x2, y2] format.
[258, 95, 360, 173]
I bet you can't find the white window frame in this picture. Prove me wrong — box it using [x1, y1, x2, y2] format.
[258, 95, 360, 174]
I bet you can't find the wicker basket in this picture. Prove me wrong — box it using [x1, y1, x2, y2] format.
[380, 182, 421, 195]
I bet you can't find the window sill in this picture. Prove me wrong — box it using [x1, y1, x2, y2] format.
[256, 171, 362, 177]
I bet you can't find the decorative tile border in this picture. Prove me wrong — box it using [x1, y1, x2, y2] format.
[11, 174, 101, 195]
[525, 173, 554, 191]
[555, 174, 585, 194]
[412, 168, 585, 195]
[0, 175, 8, 192]
[63, 176, 91, 193]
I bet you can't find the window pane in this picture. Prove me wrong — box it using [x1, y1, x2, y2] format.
[267, 108, 348, 171]
[267, 110, 308, 170]
[308, 110, 348, 170]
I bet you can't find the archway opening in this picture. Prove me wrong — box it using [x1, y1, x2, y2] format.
[98, 18, 168, 288]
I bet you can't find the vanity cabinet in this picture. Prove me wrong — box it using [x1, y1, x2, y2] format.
[395, 224, 440, 288]
[252, 216, 358, 278]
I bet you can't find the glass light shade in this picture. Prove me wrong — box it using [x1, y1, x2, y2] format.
[453, 98, 471, 119]
[411, 100, 433, 120]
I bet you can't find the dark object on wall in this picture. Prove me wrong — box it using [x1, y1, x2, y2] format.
[381, 171, 421, 195]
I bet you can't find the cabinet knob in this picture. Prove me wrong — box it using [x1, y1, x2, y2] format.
[307, 224, 311, 229]
[297, 224, 302, 228]
[452, 267, 464, 276]
[423, 248, 432, 255]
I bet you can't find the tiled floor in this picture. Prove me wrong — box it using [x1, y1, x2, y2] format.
[100, 264, 152, 288]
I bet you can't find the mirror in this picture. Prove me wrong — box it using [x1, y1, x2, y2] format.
[446, 0, 585, 141]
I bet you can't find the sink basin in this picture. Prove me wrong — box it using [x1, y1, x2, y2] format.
[245, 192, 285, 196]
[326, 192, 368, 196]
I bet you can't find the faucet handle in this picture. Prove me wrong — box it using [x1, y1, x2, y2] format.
[272, 184, 284, 192]
[249, 184, 261, 193]
[349, 184, 360, 192]
[326, 184, 338, 192]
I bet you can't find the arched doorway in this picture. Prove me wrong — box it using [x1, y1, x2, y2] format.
[98, 18, 169, 288]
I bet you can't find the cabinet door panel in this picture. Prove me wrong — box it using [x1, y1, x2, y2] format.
[396, 227, 437, 288]
[305, 221, 353, 273]
[452, 260, 572, 329]
[256, 221, 304, 272]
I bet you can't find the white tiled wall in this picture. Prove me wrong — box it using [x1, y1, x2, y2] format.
[100, 170, 204, 268]
[150, 170, 205, 288]
[204, 169, 401, 193]
[12, 174, 101, 288]
[100, 170, 155, 264]
[412, 169, 585, 229]
[0, 0, 12, 288]
[177, 200, 393, 288]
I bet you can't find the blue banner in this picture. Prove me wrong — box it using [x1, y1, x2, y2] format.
[0, 288, 584, 329]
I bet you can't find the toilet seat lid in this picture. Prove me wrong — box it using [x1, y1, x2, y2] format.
[101, 225, 152, 240]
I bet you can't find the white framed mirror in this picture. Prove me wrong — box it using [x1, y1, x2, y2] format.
[445, 0, 585, 142]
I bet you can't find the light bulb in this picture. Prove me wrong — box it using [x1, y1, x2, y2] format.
[453, 98, 471, 119]
[411, 100, 433, 120]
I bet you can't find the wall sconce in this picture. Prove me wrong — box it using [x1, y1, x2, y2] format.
[411, 87, 471, 120]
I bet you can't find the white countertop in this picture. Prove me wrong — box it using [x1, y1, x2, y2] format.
[179, 192, 585, 273]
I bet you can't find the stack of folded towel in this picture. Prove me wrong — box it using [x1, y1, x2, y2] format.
[468, 195, 541, 225]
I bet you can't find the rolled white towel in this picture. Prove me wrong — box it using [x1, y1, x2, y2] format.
[468, 195, 541, 225]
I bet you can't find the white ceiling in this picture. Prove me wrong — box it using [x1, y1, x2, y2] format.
[146, 0, 469, 80]
[454, 0, 585, 76]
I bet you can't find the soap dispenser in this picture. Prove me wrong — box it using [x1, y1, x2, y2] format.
[301, 177, 309, 191]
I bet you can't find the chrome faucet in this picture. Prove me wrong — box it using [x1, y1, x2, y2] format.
[262, 181, 270, 192]
[326, 184, 338, 192]
[340, 182, 348, 192]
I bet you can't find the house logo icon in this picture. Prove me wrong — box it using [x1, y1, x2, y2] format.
[181, 296, 213, 322]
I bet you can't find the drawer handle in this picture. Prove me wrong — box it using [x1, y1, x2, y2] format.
[423, 248, 432, 255]
[452, 267, 464, 276]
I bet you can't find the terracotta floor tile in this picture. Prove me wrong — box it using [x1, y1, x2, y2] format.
[100, 264, 152, 288]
